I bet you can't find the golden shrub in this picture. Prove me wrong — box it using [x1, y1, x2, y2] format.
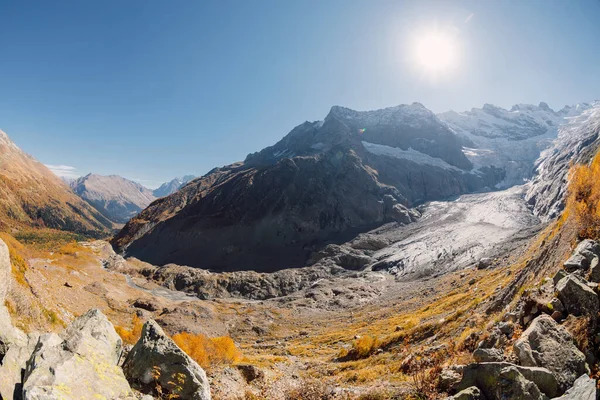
[566, 154, 600, 239]
[338, 335, 380, 360]
[115, 314, 144, 345]
[172, 332, 243, 370]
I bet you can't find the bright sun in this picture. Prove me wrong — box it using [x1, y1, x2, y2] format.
[412, 30, 459, 77]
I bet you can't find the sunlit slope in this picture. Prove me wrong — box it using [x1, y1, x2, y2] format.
[0, 129, 113, 236]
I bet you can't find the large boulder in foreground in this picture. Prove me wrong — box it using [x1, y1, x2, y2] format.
[123, 320, 211, 400]
[22, 309, 133, 400]
[0, 332, 39, 400]
[555, 274, 599, 317]
[552, 374, 597, 399]
[448, 386, 485, 400]
[563, 239, 600, 272]
[457, 362, 559, 399]
[514, 314, 588, 392]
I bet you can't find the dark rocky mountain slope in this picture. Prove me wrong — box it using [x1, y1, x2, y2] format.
[112, 103, 506, 271]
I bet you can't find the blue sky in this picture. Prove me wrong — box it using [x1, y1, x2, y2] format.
[1, 0, 599, 187]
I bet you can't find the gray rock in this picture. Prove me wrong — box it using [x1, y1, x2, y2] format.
[589, 257, 600, 283]
[236, 364, 264, 383]
[60, 308, 123, 364]
[123, 320, 211, 400]
[564, 240, 600, 272]
[497, 366, 546, 400]
[458, 362, 558, 399]
[0, 239, 27, 360]
[390, 203, 420, 225]
[514, 314, 588, 392]
[476, 258, 493, 270]
[504, 312, 518, 323]
[22, 309, 133, 400]
[0, 332, 39, 400]
[574, 239, 600, 259]
[549, 298, 565, 314]
[564, 253, 590, 272]
[553, 270, 568, 286]
[438, 367, 463, 393]
[449, 386, 486, 400]
[498, 322, 514, 337]
[473, 348, 504, 362]
[552, 374, 596, 399]
[556, 274, 599, 317]
[350, 234, 389, 251]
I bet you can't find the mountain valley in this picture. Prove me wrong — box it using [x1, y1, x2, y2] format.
[2, 100, 600, 400]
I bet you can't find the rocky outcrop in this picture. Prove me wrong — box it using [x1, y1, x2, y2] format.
[123, 320, 211, 400]
[0, 333, 39, 400]
[552, 374, 596, 400]
[0, 239, 26, 361]
[555, 274, 599, 317]
[513, 314, 589, 391]
[22, 309, 133, 400]
[448, 386, 485, 400]
[457, 362, 559, 399]
[563, 239, 600, 272]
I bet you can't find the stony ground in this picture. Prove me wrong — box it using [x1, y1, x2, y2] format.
[4, 186, 569, 399]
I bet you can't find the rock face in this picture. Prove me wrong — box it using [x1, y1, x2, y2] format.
[525, 104, 600, 220]
[112, 103, 524, 272]
[0, 238, 28, 399]
[70, 173, 157, 224]
[0, 130, 112, 236]
[513, 314, 588, 391]
[22, 309, 133, 400]
[552, 374, 597, 400]
[153, 175, 196, 198]
[0, 239, 26, 360]
[0, 333, 39, 400]
[457, 362, 559, 399]
[449, 386, 485, 400]
[123, 320, 211, 400]
[555, 274, 599, 317]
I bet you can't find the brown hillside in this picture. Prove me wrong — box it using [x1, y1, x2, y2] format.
[0, 129, 113, 237]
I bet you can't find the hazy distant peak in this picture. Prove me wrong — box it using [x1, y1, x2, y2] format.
[153, 175, 196, 198]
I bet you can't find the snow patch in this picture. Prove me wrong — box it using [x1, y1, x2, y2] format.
[362, 141, 461, 171]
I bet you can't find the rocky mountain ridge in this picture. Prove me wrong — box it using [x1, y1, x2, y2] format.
[525, 103, 600, 220]
[439, 102, 593, 188]
[112, 101, 590, 272]
[70, 174, 157, 224]
[113, 101, 514, 271]
[0, 130, 113, 236]
[153, 175, 196, 198]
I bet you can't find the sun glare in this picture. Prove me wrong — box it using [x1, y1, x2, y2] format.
[411, 30, 459, 77]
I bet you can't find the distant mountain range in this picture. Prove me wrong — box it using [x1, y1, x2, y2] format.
[69, 174, 157, 224]
[153, 175, 195, 198]
[112, 101, 596, 272]
[0, 130, 113, 236]
[67, 174, 195, 224]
